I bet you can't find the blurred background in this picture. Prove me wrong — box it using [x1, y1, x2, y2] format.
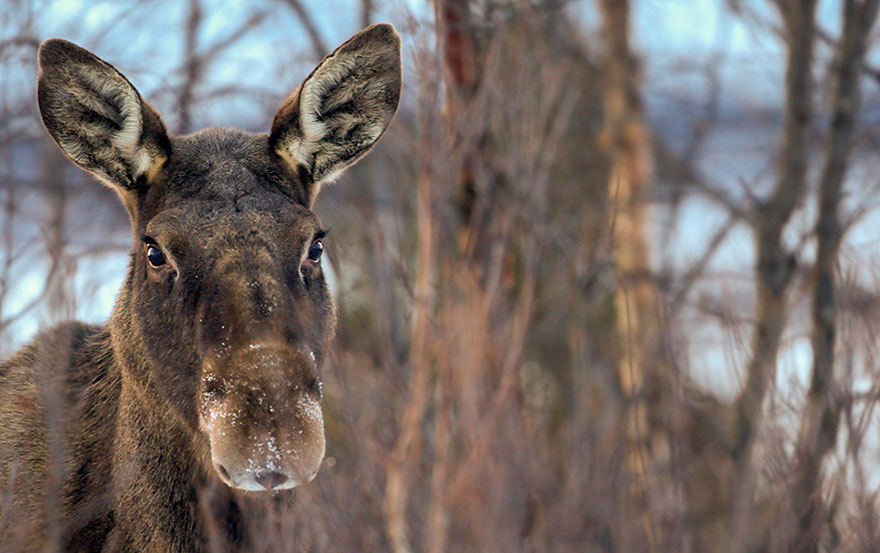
[3, 0, 880, 551]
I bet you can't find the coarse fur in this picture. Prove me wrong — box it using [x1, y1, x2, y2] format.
[0, 23, 401, 553]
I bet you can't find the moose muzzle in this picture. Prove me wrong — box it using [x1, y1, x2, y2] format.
[199, 343, 325, 491]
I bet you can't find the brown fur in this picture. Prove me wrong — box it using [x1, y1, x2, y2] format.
[0, 24, 401, 552]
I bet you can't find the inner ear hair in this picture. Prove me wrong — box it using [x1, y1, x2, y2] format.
[270, 23, 402, 201]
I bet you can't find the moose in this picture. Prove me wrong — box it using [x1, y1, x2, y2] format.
[0, 23, 401, 552]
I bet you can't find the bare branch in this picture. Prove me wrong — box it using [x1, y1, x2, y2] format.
[789, 2, 880, 551]
[278, 0, 328, 62]
[731, 0, 818, 549]
[176, 0, 204, 134]
[360, 0, 374, 30]
[0, 35, 39, 57]
[197, 11, 268, 65]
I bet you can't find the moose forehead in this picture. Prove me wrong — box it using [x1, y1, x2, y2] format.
[139, 130, 320, 245]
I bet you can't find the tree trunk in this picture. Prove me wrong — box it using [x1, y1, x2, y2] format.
[597, 0, 662, 536]
[788, 2, 879, 552]
[729, 1, 817, 551]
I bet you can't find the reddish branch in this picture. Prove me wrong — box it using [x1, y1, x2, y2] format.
[438, 0, 482, 245]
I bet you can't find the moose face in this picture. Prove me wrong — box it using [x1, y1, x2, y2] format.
[36, 25, 402, 491]
[136, 137, 334, 490]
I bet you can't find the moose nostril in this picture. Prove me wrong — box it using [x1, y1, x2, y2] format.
[216, 464, 232, 482]
[306, 376, 322, 398]
[254, 471, 288, 490]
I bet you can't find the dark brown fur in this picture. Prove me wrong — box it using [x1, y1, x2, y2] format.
[0, 24, 401, 553]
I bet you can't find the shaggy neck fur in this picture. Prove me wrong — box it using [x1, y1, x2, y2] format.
[105, 269, 239, 552]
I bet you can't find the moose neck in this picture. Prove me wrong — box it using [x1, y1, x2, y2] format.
[112, 383, 219, 552]
[108, 272, 217, 544]
[110, 304, 216, 552]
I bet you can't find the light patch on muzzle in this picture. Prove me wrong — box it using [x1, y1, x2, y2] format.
[200, 376, 325, 492]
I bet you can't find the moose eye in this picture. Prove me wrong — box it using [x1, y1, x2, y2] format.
[307, 241, 323, 263]
[146, 245, 167, 268]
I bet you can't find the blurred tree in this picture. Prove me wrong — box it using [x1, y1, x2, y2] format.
[597, 3, 676, 550]
[787, 2, 879, 552]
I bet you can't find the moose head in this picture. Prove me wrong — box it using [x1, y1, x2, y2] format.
[36, 24, 401, 491]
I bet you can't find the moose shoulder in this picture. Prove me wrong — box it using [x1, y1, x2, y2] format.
[0, 24, 401, 552]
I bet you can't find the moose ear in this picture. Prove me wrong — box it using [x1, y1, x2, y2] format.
[269, 23, 402, 203]
[37, 39, 170, 193]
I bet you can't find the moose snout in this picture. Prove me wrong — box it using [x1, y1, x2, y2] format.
[205, 401, 326, 492]
[214, 455, 321, 491]
[200, 344, 326, 492]
[214, 461, 318, 492]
